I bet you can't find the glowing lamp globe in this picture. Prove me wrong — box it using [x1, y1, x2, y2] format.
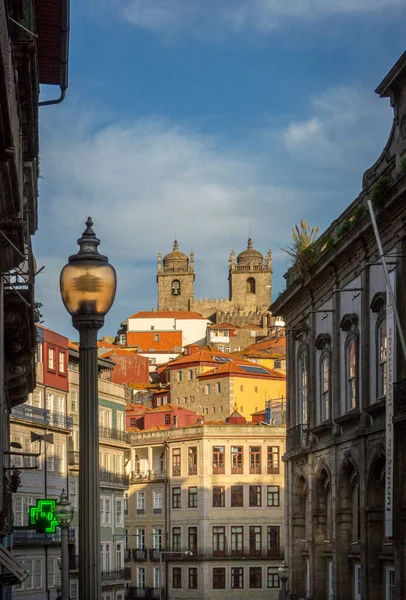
[55, 492, 74, 527]
[60, 217, 116, 320]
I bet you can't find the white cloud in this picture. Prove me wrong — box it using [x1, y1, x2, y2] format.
[109, 0, 405, 33]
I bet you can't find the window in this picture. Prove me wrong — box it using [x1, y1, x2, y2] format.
[178, 370, 183, 382]
[247, 277, 256, 294]
[153, 566, 161, 589]
[216, 382, 221, 393]
[172, 487, 181, 509]
[231, 526, 244, 556]
[267, 567, 279, 588]
[231, 446, 243, 474]
[56, 444, 65, 474]
[119, 333, 127, 345]
[225, 346, 230, 353]
[136, 491, 145, 512]
[385, 566, 395, 600]
[188, 486, 198, 508]
[298, 348, 308, 424]
[267, 485, 280, 507]
[172, 527, 181, 552]
[48, 348, 55, 370]
[218, 345, 224, 352]
[249, 446, 261, 474]
[99, 407, 112, 427]
[116, 411, 125, 431]
[354, 564, 361, 600]
[320, 353, 331, 421]
[164, 414, 171, 425]
[153, 489, 162, 511]
[116, 542, 124, 569]
[136, 567, 145, 589]
[188, 369, 193, 380]
[378, 319, 387, 398]
[231, 485, 244, 507]
[212, 486, 225, 508]
[25, 559, 34, 590]
[213, 446, 225, 474]
[205, 383, 211, 395]
[188, 447, 197, 475]
[116, 499, 124, 527]
[153, 528, 162, 550]
[70, 390, 78, 412]
[232, 567, 244, 589]
[172, 448, 181, 476]
[70, 581, 78, 598]
[249, 526, 262, 556]
[267, 446, 280, 474]
[104, 498, 111, 524]
[173, 567, 182, 589]
[213, 568, 225, 589]
[188, 527, 198, 553]
[267, 526, 280, 557]
[48, 557, 56, 588]
[124, 492, 128, 517]
[213, 526, 225, 556]
[59, 351, 65, 373]
[35, 558, 43, 589]
[189, 567, 198, 589]
[249, 485, 262, 507]
[136, 528, 145, 550]
[346, 339, 357, 410]
[249, 567, 262, 589]
[154, 333, 160, 342]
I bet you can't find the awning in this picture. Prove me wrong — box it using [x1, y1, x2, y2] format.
[0, 544, 29, 585]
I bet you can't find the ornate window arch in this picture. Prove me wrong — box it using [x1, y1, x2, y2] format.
[371, 292, 387, 399]
[340, 314, 359, 412]
[171, 279, 181, 296]
[297, 346, 308, 426]
[246, 277, 256, 294]
[316, 334, 332, 422]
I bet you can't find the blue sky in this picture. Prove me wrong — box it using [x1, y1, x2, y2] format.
[35, 0, 405, 339]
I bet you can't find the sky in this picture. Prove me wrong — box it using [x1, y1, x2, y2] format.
[35, 0, 406, 339]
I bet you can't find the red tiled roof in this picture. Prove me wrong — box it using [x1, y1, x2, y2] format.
[199, 361, 286, 380]
[99, 348, 140, 358]
[128, 310, 208, 320]
[166, 349, 245, 368]
[208, 322, 239, 330]
[240, 323, 263, 330]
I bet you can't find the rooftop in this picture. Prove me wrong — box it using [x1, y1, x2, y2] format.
[128, 310, 207, 320]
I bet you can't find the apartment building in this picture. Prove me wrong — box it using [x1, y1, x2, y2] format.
[125, 420, 285, 600]
[10, 327, 72, 599]
[68, 345, 130, 600]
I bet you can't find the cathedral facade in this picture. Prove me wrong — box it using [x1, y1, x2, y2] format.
[157, 239, 272, 325]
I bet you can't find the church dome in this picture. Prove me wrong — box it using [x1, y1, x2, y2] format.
[237, 238, 263, 266]
[163, 240, 188, 270]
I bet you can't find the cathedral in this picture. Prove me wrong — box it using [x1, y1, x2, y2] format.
[157, 239, 272, 326]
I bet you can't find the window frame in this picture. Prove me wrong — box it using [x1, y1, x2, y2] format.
[188, 446, 197, 475]
[377, 316, 387, 399]
[231, 485, 244, 507]
[267, 446, 280, 474]
[212, 486, 225, 508]
[267, 526, 280, 558]
[297, 346, 308, 425]
[231, 446, 243, 474]
[172, 527, 181, 552]
[188, 567, 198, 590]
[249, 446, 261, 474]
[320, 351, 331, 421]
[172, 487, 181, 509]
[249, 526, 262, 557]
[172, 567, 182, 589]
[212, 568, 226, 589]
[267, 567, 280, 589]
[345, 335, 358, 411]
[172, 448, 181, 476]
[249, 566, 262, 589]
[231, 526, 244, 556]
[267, 485, 280, 507]
[212, 526, 225, 556]
[188, 526, 198, 554]
[188, 486, 198, 508]
[212, 446, 225, 474]
[249, 485, 262, 507]
[231, 567, 244, 589]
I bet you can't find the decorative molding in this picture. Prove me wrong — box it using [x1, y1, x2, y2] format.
[340, 313, 358, 331]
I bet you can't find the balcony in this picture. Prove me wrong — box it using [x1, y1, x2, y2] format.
[13, 528, 75, 545]
[100, 470, 129, 488]
[286, 424, 310, 453]
[68, 451, 79, 467]
[130, 470, 166, 483]
[99, 425, 131, 444]
[249, 465, 261, 475]
[172, 465, 181, 477]
[188, 464, 197, 475]
[101, 569, 125, 584]
[130, 548, 148, 561]
[394, 378, 406, 419]
[126, 587, 164, 599]
[11, 405, 73, 429]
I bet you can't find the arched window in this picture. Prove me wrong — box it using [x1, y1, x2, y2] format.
[377, 318, 387, 398]
[297, 349, 308, 425]
[171, 280, 181, 296]
[346, 339, 357, 410]
[320, 353, 330, 421]
[246, 277, 256, 294]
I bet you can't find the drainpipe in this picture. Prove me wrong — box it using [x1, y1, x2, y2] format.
[164, 441, 169, 600]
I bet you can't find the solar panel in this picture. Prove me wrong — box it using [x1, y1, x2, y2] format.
[238, 365, 269, 375]
[214, 356, 232, 363]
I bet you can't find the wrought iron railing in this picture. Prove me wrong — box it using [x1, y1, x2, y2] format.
[126, 587, 165, 599]
[11, 405, 73, 429]
[100, 470, 129, 487]
[14, 528, 75, 545]
[99, 425, 131, 444]
[394, 378, 406, 416]
[101, 569, 125, 583]
[286, 424, 310, 452]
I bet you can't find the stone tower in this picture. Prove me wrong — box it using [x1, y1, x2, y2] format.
[228, 238, 272, 312]
[157, 241, 195, 311]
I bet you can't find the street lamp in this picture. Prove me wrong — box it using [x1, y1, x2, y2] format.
[55, 491, 74, 600]
[278, 559, 289, 600]
[159, 551, 193, 600]
[60, 217, 116, 600]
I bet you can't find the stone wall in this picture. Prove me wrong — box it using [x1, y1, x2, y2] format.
[157, 271, 195, 311]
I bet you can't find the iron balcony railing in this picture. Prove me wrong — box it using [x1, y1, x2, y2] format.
[11, 405, 73, 429]
[286, 424, 310, 452]
[126, 587, 165, 599]
[130, 470, 166, 482]
[14, 528, 75, 545]
[99, 425, 131, 444]
[100, 470, 129, 488]
[101, 569, 125, 584]
[394, 378, 406, 416]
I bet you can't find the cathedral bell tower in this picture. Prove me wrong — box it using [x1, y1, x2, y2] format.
[228, 238, 272, 312]
[157, 241, 195, 311]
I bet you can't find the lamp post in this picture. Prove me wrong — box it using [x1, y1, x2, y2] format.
[55, 491, 74, 600]
[159, 551, 192, 600]
[60, 217, 117, 599]
[278, 559, 289, 600]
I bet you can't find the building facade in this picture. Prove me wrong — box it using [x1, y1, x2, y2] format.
[125, 422, 285, 600]
[271, 53, 406, 600]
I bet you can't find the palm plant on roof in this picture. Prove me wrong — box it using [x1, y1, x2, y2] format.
[281, 220, 320, 278]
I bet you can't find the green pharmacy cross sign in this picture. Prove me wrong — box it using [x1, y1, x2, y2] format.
[29, 499, 59, 534]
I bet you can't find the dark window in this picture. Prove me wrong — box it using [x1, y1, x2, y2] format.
[231, 485, 243, 507]
[173, 567, 182, 588]
[212, 527, 225, 556]
[172, 487, 181, 509]
[267, 446, 280, 474]
[213, 446, 225, 474]
[172, 527, 181, 552]
[231, 526, 244, 556]
[267, 526, 280, 558]
[164, 414, 171, 425]
[188, 527, 198, 554]
[249, 485, 262, 507]
[247, 277, 256, 294]
[188, 447, 197, 475]
[267, 485, 280, 507]
[188, 568, 198, 589]
[249, 567, 262, 589]
[249, 526, 262, 556]
[188, 486, 198, 508]
[171, 280, 181, 296]
[231, 567, 244, 589]
[172, 448, 181, 476]
[267, 567, 279, 588]
[231, 446, 243, 474]
[212, 486, 225, 508]
[320, 354, 331, 421]
[213, 568, 225, 589]
[346, 339, 357, 410]
[249, 446, 261, 474]
[154, 333, 160, 342]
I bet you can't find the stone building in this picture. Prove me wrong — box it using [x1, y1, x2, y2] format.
[271, 52, 406, 600]
[157, 239, 272, 326]
[125, 420, 285, 600]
